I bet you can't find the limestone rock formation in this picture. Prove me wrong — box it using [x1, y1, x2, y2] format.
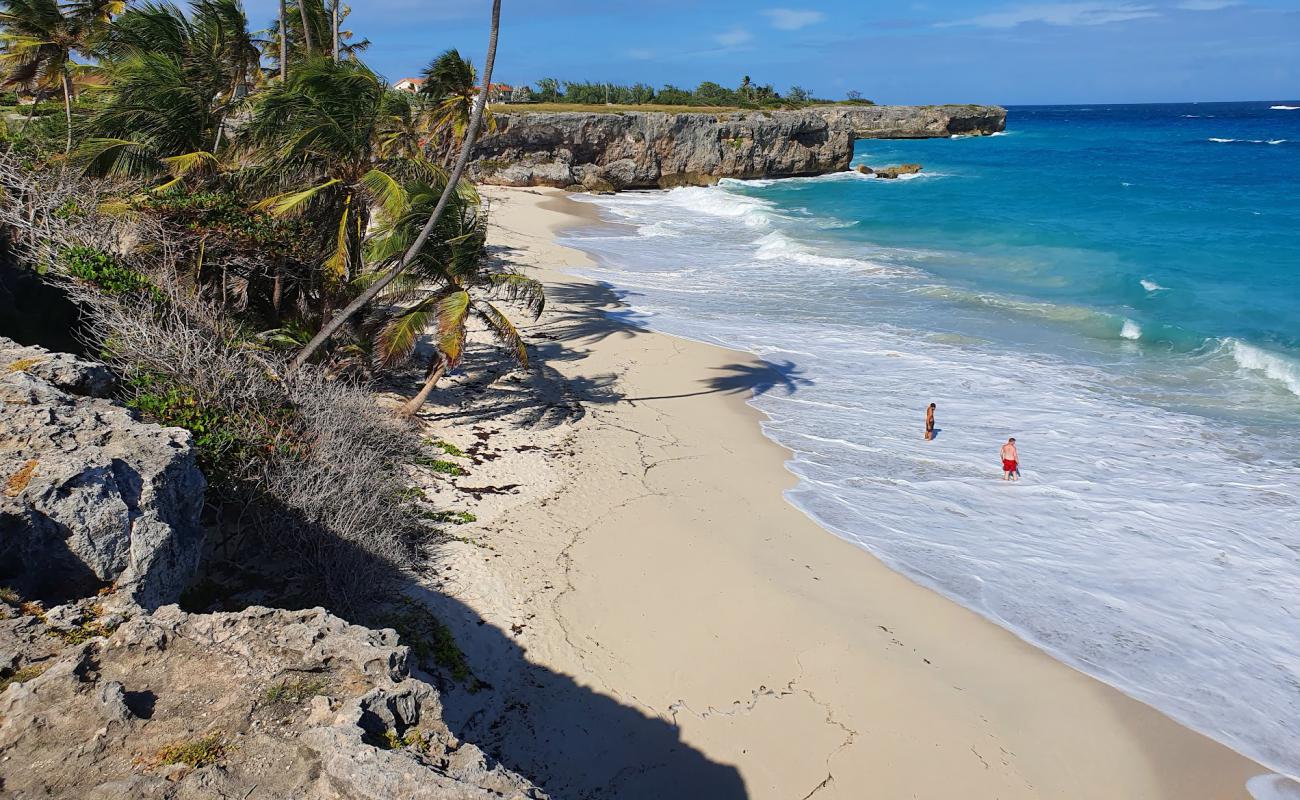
[0, 355, 205, 609]
[469, 104, 1005, 191]
[470, 109, 853, 190]
[1, 336, 114, 397]
[857, 163, 924, 179]
[816, 104, 1007, 139]
[0, 603, 545, 799]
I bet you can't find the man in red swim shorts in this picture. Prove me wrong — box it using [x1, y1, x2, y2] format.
[1000, 437, 1019, 481]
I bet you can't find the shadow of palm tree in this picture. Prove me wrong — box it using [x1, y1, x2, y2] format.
[623, 360, 810, 403]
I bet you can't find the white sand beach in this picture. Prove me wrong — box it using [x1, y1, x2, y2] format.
[406, 186, 1268, 800]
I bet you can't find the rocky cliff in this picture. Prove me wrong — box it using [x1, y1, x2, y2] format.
[469, 104, 1005, 190]
[470, 110, 852, 190]
[1, 338, 205, 610]
[0, 602, 545, 799]
[814, 104, 1006, 139]
[0, 340, 545, 799]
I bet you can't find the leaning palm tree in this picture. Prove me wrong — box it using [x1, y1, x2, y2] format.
[73, 0, 260, 186]
[0, 0, 122, 153]
[244, 58, 435, 308]
[419, 48, 495, 166]
[364, 178, 543, 417]
[288, 0, 500, 371]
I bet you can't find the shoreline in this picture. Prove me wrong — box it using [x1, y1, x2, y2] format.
[414, 185, 1269, 799]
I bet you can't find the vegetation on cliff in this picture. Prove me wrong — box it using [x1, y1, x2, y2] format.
[0, 0, 517, 609]
[513, 75, 874, 109]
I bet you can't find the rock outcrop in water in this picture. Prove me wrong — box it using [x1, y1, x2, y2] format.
[1, 337, 205, 609]
[470, 104, 1005, 190]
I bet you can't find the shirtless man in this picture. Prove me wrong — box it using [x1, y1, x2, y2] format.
[1000, 438, 1019, 481]
[924, 403, 936, 441]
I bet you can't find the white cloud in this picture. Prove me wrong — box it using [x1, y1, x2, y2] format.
[627, 48, 656, 60]
[762, 8, 827, 30]
[1176, 0, 1242, 9]
[941, 2, 1160, 28]
[714, 27, 754, 46]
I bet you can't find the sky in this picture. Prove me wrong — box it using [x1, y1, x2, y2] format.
[243, 1, 1300, 104]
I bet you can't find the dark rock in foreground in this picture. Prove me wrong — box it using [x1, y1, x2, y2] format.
[0, 603, 545, 799]
[0, 339, 204, 609]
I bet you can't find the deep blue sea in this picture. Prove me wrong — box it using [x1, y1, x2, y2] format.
[560, 102, 1300, 788]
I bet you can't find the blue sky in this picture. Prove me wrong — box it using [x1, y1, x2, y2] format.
[244, 1, 1300, 104]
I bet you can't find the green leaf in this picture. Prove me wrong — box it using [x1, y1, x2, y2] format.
[253, 177, 341, 217]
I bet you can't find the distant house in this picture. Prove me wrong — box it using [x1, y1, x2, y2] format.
[393, 77, 424, 93]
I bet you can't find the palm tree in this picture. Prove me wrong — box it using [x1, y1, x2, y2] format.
[74, 0, 260, 185]
[0, 0, 122, 153]
[362, 179, 543, 417]
[419, 48, 496, 166]
[740, 74, 752, 102]
[260, 0, 364, 77]
[535, 76, 559, 103]
[289, 0, 501, 371]
[277, 0, 285, 79]
[244, 58, 433, 308]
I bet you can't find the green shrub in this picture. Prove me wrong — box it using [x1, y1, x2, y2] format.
[125, 373, 243, 477]
[0, 664, 46, 693]
[154, 733, 229, 768]
[263, 676, 328, 705]
[413, 457, 467, 476]
[379, 599, 479, 689]
[60, 246, 161, 301]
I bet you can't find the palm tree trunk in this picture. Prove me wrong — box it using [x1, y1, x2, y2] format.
[298, 0, 316, 56]
[60, 70, 73, 154]
[331, 0, 339, 62]
[398, 357, 447, 418]
[278, 0, 288, 79]
[289, 0, 502, 372]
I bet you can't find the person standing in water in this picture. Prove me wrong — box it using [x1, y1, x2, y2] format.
[924, 403, 936, 440]
[1000, 438, 1020, 481]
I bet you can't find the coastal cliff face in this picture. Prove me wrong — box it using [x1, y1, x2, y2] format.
[815, 104, 1007, 138]
[470, 110, 853, 190]
[0, 340, 545, 800]
[470, 104, 1006, 190]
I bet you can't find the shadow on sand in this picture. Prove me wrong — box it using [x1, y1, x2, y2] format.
[402, 278, 808, 430]
[359, 273, 812, 796]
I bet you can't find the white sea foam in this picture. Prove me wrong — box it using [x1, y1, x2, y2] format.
[637, 221, 677, 238]
[562, 181, 1300, 784]
[1248, 775, 1300, 800]
[1227, 339, 1300, 398]
[1140, 278, 1166, 292]
[1208, 137, 1290, 145]
[1120, 319, 1142, 340]
[1270, 105, 1300, 110]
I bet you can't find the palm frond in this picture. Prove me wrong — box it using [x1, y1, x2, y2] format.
[485, 272, 545, 318]
[474, 300, 529, 368]
[320, 198, 351, 284]
[358, 167, 407, 223]
[254, 177, 340, 216]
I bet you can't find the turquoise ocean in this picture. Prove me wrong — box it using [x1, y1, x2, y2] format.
[559, 102, 1300, 788]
